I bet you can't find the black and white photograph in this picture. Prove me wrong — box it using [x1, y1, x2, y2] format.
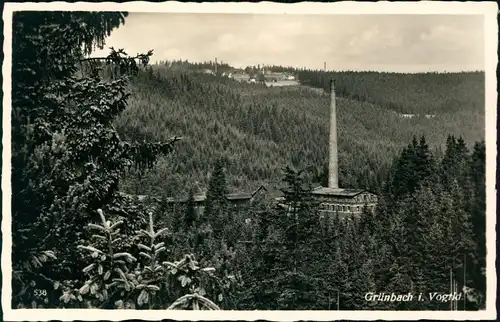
[2, 1, 497, 321]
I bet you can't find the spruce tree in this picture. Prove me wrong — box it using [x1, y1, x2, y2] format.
[11, 12, 178, 307]
[279, 166, 321, 270]
[441, 135, 469, 186]
[358, 203, 377, 235]
[184, 188, 198, 230]
[468, 140, 486, 300]
[386, 135, 435, 202]
[204, 158, 229, 239]
[416, 135, 435, 180]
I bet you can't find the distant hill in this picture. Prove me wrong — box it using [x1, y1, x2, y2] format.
[297, 70, 485, 114]
[115, 64, 485, 198]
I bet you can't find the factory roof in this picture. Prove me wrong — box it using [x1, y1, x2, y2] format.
[311, 186, 368, 197]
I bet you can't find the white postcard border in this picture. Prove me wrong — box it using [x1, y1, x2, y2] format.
[2, 1, 498, 321]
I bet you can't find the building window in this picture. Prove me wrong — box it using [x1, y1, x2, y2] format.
[357, 206, 360, 212]
[347, 206, 351, 212]
[342, 206, 346, 212]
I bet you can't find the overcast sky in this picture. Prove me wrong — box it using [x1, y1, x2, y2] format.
[94, 13, 485, 73]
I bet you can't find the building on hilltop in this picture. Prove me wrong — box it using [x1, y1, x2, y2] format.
[201, 68, 215, 75]
[264, 80, 299, 88]
[262, 72, 296, 83]
[263, 72, 286, 82]
[397, 112, 436, 119]
[232, 72, 250, 82]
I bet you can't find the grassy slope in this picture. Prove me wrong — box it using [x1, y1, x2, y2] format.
[116, 68, 485, 198]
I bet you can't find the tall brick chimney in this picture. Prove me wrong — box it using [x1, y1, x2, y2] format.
[329, 79, 339, 189]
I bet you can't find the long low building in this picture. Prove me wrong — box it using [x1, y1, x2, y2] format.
[275, 187, 377, 220]
[311, 187, 378, 217]
[265, 80, 299, 87]
[164, 189, 264, 205]
[162, 185, 268, 215]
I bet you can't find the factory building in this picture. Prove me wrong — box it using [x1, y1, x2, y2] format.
[311, 79, 378, 218]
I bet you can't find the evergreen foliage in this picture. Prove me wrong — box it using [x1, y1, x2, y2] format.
[115, 63, 484, 197]
[297, 69, 485, 114]
[385, 135, 436, 201]
[204, 159, 230, 240]
[10, 11, 212, 309]
[233, 135, 485, 310]
[11, 12, 487, 311]
[184, 188, 198, 230]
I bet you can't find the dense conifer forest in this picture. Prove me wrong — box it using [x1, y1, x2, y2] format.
[11, 12, 487, 311]
[116, 63, 484, 198]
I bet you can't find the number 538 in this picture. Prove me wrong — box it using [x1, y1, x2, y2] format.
[34, 289, 47, 297]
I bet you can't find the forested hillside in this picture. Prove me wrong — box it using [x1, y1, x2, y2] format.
[115, 64, 484, 197]
[297, 70, 485, 115]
